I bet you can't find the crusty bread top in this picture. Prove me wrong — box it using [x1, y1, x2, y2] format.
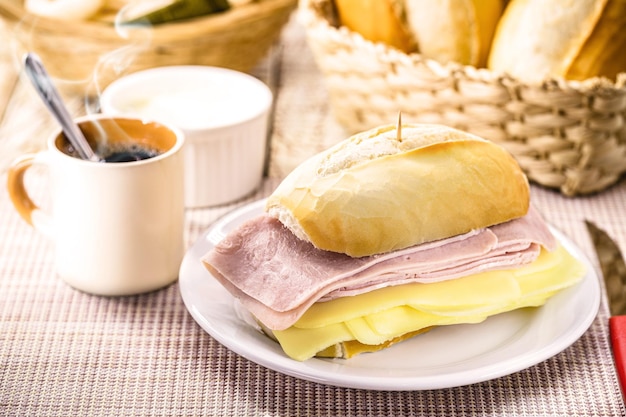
[316, 124, 482, 176]
[267, 123, 530, 257]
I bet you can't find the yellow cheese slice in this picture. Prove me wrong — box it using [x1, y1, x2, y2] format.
[271, 244, 585, 361]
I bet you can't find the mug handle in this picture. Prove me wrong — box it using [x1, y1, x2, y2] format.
[6, 153, 53, 236]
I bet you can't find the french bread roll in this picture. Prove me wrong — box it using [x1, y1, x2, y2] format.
[564, 0, 626, 81]
[403, 0, 504, 67]
[333, 0, 417, 53]
[266, 123, 530, 258]
[488, 0, 626, 82]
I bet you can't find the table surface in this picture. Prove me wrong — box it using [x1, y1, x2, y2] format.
[1, 11, 626, 417]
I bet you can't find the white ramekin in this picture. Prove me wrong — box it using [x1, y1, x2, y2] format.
[100, 65, 273, 208]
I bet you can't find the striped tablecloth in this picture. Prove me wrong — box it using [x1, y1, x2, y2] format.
[1, 13, 626, 417]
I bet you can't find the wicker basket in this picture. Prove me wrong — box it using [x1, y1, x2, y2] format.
[300, 0, 626, 196]
[0, 0, 297, 95]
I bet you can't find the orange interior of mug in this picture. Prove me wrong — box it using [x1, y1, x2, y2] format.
[54, 118, 179, 157]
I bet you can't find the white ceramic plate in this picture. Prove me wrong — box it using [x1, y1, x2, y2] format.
[179, 199, 601, 391]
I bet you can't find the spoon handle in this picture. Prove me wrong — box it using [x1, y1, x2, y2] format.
[23, 53, 100, 162]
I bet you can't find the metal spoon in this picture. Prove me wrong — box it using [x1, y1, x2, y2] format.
[23, 52, 101, 162]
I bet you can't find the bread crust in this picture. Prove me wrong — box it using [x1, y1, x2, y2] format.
[487, 0, 616, 82]
[266, 123, 530, 257]
[404, 0, 503, 67]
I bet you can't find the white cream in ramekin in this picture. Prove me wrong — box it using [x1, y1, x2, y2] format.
[100, 66, 273, 208]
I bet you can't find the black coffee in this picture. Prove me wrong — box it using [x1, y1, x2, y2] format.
[60, 137, 161, 163]
[100, 143, 161, 163]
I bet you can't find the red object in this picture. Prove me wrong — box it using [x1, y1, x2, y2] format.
[609, 316, 626, 401]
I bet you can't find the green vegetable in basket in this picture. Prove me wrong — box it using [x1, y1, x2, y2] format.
[121, 0, 231, 25]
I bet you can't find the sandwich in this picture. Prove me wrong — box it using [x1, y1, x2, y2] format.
[202, 123, 586, 361]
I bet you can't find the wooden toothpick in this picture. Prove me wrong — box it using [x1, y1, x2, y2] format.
[396, 112, 402, 142]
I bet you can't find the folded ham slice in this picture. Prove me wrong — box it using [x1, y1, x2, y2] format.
[202, 206, 556, 330]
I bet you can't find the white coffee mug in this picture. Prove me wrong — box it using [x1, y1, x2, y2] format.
[7, 115, 185, 296]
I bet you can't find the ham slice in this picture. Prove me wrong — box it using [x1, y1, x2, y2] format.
[202, 206, 556, 330]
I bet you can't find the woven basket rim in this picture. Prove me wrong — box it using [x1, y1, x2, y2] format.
[1, 0, 298, 41]
[298, 0, 626, 93]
